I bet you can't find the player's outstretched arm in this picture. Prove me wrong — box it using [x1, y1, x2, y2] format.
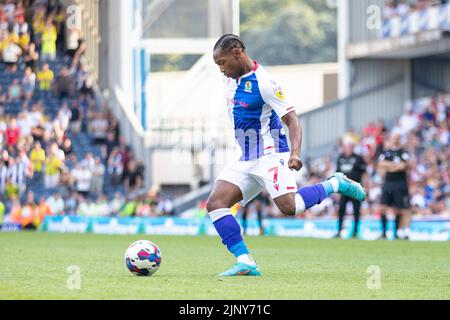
[282, 111, 303, 171]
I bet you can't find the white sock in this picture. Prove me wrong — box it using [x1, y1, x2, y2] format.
[328, 177, 339, 193]
[237, 254, 256, 266]
[295, 193, 306, 215]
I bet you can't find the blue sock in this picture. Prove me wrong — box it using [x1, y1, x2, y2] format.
[213, 215, 249, 257]
[321, 180, 335, 196]
[297, 184, 328, 210]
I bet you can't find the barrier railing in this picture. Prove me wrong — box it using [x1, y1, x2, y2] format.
[38, 215, 450, 241]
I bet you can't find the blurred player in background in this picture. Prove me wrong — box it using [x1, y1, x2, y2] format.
[378, 133, 411, 240]
[335, 139, 367, 239]
[241, 191, 271, 236]
[207, 34, 367, 277]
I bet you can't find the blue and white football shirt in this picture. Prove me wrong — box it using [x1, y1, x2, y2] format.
[224, 62, 295, 161]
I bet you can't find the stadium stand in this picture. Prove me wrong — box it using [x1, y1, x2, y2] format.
[383, 0, 446, 19]
[0, 0, 174, 230]
[297, 93, 449, 219]
[0, 0, 448, 230]
[173, 91, 450, 221]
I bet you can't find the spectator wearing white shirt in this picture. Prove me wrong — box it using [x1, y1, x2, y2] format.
[3, 0, 16, 23]
[46, 192, 65, 215]
[383, 1, 397, 19]
[29, 104, 43, 128]
[411, 188, 428, 215]
[17, 150, 32, 193]
[75, 196, 88, 216]
[399, 109, 419, 136]
[71, 163, 92, 198]
[57, 102, 72, 132]
[66, 27, 81, 59]
[91, 157, 105, 195]
[96, 195, 111, 217]
[2, 42, 22, 71]
[22, 66, 36, 101]
[397, 0, 411, 16]
[81, 152, 95, 172]
[109, 192, 125, 216]
[107, 147, 123, 186]
[13, 18, 29, 36]
[89, 112, 109, 145]
[64, 192, 78, 216]
[50, 142, 65, 163]
[16, 112, 32, 137]
[6, 158, 19, 189]
[8, 79, 22, 102]
[0, 160, 9, 195]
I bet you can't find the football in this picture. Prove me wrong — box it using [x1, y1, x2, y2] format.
[124, 240, 162, 276]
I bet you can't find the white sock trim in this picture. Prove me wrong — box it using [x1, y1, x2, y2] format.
[295, 193, 305, 215]
[209, 208, 232, 223]
[237, 254, 256, 266]
[329, 177, 339, 193]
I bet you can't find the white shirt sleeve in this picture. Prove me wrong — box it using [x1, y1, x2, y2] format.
[257, 70, 295, 119]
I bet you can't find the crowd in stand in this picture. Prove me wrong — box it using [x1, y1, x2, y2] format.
[290, 92, 449, 220]
[0, 1, 447, 230]
[0, 0, 166, 230]
[383, 0, 448, 19]
[180, 93, 449, 221]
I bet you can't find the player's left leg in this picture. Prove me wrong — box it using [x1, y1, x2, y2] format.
[251, 153, 366, 217]
[271, 173, 366, 217]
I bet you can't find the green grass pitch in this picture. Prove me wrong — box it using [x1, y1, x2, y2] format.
[0, 232, 449, 299]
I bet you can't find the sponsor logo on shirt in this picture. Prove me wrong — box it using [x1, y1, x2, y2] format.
[275, 87, 286, 101]
[231, 98, 249, 108]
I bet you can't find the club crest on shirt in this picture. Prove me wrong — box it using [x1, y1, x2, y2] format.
[244, 81, 252, 93]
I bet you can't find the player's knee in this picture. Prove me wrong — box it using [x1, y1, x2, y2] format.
[279, 202, 296, 216]
[206, 197, 225, 213]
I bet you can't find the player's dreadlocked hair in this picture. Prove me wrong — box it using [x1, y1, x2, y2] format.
[213, 34, 246, 52]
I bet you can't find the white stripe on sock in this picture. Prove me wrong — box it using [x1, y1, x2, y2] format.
[295, 193, 305, 215]
[237, 254, 256, 266]
[209, 208, 232, 223]
[329, 177, 339, 193]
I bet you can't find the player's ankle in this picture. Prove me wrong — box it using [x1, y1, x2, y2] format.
[237, 254, 256, 266]
[322, 177, 338, 195]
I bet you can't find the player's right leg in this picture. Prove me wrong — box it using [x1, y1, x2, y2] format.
[206, 180, 261, 277]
